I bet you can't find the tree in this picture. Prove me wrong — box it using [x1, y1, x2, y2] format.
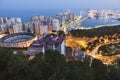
[2, 47, 120, 80]
[29, 50, 67, 80]
[57, 30, 65, 36]
[44, 50, 67, 80]
[7, 54, 29, 80]
[107, 59, 120, 80]
[66, 59, 93, 80]
[0, 48, 14, 80]
[28, 53, 45, 80]
[91, 59, 108, 80]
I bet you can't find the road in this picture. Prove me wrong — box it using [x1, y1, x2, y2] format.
[89, 44, 102, 57]
[88, 40, 120, 64]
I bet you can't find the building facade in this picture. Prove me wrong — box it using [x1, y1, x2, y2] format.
[28, 34, 66, 55]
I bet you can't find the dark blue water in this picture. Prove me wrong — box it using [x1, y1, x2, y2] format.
[0, 10, 65, 22]
[0, 9, 86, 22]
[0, 9, 120, 27]
[81, 17, 120, 27]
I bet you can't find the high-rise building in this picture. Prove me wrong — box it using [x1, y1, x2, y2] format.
[7, 18, 16, 25]
[31, 16, 46, 22]
[52, 19, 60, 31]
[47, 17, 53, 27]
[7, 17, 22, 25]
[3, 17, 8, 24]
[15, 18, 22, 23]
[33, 22, 48, 35]
[65, 10, 75, 21]
[24, 22, 33, 33]
[12, 23, 23, 33]
[0, 18, 4, 24]
[0, 24, 8, 34]
[56, 13, 63, 23]
[33, 22, 40, 34]
[8, 26, 14, 34]
[39, 25, 48, 35]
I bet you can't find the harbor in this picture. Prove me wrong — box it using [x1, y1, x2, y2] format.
[80, 10, 120, 28]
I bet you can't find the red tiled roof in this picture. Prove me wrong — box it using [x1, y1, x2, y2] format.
[45, 34, 65, 45]
[29, 39, 44, 50]
[28, 34, 65, 51]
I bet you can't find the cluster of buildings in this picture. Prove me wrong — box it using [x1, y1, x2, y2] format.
[0, 10, 81, 36]
[28, 34, 65, 55]
[0, 17, 22, 34]
[66, 46, 87, 60]
[0, 16, 60, 35]
[24, 11, 75, 36]
[56, 10, 75, 23]
[88, 9, 120, 20]
[0, 10, 87, 59]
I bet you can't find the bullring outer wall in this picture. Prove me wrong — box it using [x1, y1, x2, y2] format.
[0, 33, 37, 48]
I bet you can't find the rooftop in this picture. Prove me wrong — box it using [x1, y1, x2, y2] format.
[28, 34, 65, 51]
[45, 34, 65, 45]
[28, 39, 44, 50]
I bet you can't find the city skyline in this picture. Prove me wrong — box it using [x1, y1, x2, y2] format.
[0, 0, 120, 10]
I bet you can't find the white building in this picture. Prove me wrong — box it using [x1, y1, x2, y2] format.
[3, 17, 8, 24]
[12, 23, 23, 33]
[7, 18, 16, 25]
[0, 18, 4, 24]
[32, 16, 45, 22]
[24, 22, 33, 33]
[16, 18, 22, 23]
[52, 19, 60, 31]
[7, 17, 22, 25]
[33, 22, 48, 35]
[39, 25, 48, 35]
[0, 24, 7, 34]
[28, 34, 66, 55]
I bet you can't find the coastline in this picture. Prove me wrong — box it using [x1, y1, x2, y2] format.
[94, 23, 120, 28]
[80, 23, 120, 30]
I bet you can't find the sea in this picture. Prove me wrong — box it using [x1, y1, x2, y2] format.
[0, 9, 120, 28]
[81, 16, 120, 28]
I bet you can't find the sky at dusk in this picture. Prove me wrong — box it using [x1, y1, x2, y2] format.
[0, 0, 120, 10]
